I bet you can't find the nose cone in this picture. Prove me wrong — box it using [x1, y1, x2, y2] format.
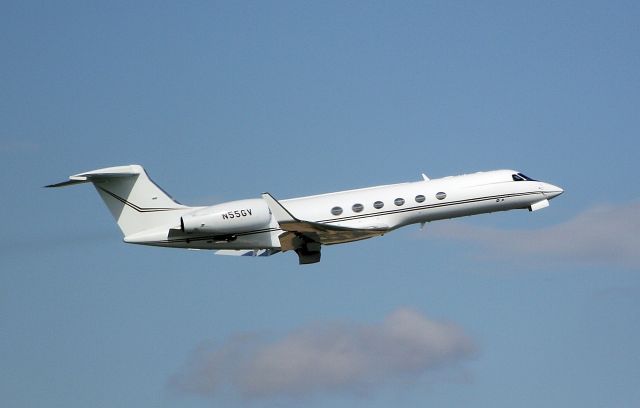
[543, 183, 564, 199]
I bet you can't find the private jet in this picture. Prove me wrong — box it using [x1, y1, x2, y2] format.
[47, 165, 563, 264]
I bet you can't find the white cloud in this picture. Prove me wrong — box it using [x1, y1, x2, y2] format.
[425, 201, 640, 268]
[170, 308, 475, 399]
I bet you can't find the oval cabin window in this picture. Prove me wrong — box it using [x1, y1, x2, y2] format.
[415, 194, 425, 203]
[331, 206, 343, 216]
[373, 201, 384, 209]
[352, 203, 364, 213]
[394, 198, 405, 206]
[436, 192, 447, 200]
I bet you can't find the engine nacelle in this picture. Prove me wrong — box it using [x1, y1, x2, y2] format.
[181, 198, 272, 234]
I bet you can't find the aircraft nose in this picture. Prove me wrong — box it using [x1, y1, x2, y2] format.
[543, 183, 564, 199]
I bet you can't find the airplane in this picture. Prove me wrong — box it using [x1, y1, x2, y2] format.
[47, 165, 563, 264]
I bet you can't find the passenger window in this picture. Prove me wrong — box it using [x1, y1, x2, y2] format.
[352, 203, 364, 213]
[331, 206, 343, 216]
[436, 192, 446, 200]
[415, 194, 425, 203]
[373, 201, 384, 209]
[394, 198, 405, 206]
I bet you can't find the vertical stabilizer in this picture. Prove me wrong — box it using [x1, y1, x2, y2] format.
[47, 165, 191, 236]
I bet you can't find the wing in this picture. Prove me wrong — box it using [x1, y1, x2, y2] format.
[215, 249, 281, 257]
[261, 193, 388, 251]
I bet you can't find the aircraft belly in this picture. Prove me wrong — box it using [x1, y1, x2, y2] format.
[126, 228, 280, 251]
[329, 217, 388, 230]
[423, 192, 542, 221]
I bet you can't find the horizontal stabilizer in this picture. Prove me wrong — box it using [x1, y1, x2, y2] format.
[46, 179, 91, 188]
[45, 165, 143, 188]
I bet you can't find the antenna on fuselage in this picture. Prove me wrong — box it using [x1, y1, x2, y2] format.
[421, 173, 430, 181]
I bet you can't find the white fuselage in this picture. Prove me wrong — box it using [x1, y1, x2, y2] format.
[134, 169, 563, 251]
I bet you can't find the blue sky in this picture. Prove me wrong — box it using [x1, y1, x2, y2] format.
[1, 1, 639, 407]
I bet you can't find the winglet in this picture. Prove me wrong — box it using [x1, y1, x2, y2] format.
[261, 193, 298, 223]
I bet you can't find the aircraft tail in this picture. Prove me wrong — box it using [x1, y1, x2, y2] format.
[47, 165, 192, 236]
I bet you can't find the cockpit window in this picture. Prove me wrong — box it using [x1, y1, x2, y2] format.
[518, 173, 536, 181]
[512, 173, 536, 181]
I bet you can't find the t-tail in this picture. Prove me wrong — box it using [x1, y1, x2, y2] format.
[46, 165, 193, 237]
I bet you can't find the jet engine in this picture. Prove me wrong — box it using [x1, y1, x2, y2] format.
[181, 199, 272, 234]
